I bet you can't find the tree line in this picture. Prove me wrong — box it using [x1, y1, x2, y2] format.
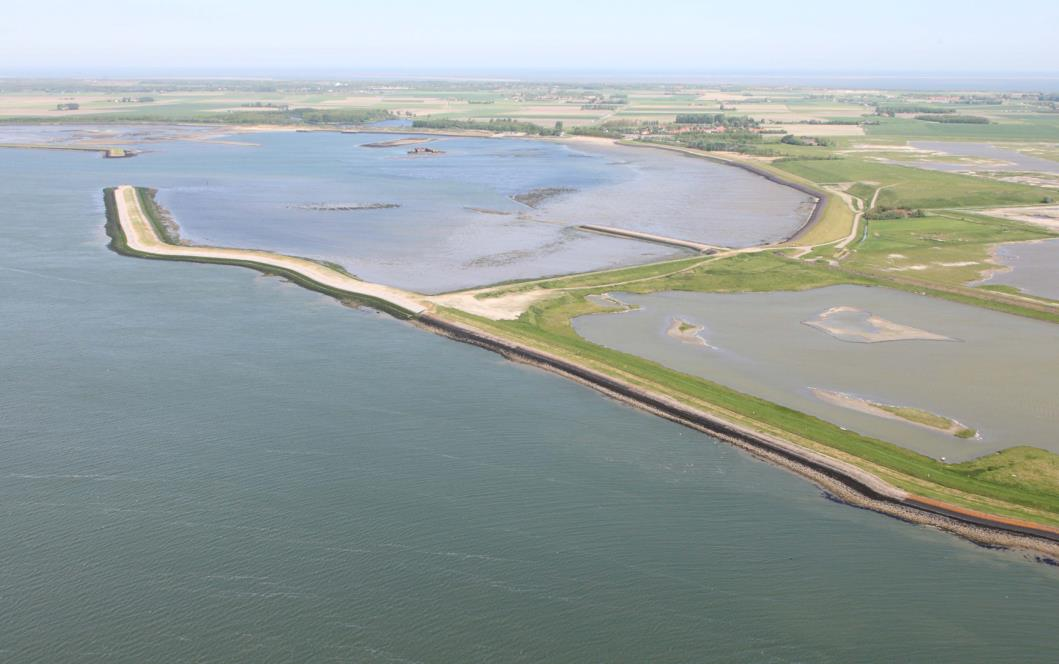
[674, 113, 760, 128]
[914, 114, 990, 124]
[411, 118, 559, 135]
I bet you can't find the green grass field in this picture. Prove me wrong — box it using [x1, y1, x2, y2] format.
[866, 115, 1059, 142]
[844, 213, 1056, 287]
[775, 158, 1053, 209]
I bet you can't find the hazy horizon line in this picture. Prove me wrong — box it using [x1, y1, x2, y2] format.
[4, 69, 1058, 92]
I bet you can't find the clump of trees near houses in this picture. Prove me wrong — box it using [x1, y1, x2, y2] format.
[673, 131, 776, 156]
[780, 134, 834, 147]
[865, 206, 927, 220]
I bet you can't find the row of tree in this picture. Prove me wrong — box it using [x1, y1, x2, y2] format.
[411, 118, 560, 135]
[875, 103, 955, 115]
[914, 114, 990, 124]
[674, 113, 760, 128]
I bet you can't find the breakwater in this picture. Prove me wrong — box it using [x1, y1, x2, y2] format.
[577, 225, 721, 252]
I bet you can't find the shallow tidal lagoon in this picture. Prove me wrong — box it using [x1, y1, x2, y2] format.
[0, 127, 811, 293]
[906, 141, 1059, 175]
[573, 286, 1059, 461]
[980, 238, 1059, 301]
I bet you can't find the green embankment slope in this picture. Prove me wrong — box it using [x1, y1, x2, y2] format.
[440, 252, 1059, 527]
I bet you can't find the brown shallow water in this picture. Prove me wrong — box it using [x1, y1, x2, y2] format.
[573, 285, 1059, 462]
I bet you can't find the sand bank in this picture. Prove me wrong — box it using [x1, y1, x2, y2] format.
[804, 306, 953, 343]
[666, 318, 713, 347]
[810, 388, 975, 439]
[361, 137, 435, 148]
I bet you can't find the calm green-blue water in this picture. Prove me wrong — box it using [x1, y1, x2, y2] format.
[1, 137, 1057, 662]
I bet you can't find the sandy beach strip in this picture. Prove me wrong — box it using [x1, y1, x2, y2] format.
[112, 185, 426, 316]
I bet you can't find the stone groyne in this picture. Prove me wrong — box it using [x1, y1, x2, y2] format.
[577, 225, 722, 253]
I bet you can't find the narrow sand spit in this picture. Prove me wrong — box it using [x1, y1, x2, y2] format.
[585, 292, 635, 313]
[113, 186, 427, 315]
[810, 388, 974, 438]
[846, 144, 937, 154]
[803, 306, 953, 343]
[361, 137, 435, 148]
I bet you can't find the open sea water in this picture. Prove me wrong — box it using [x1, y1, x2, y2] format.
[0, 136, 1056, 662]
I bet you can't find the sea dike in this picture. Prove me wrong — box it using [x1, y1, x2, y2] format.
[416, 314, 1059, 555]
[103, 172, 1059, 557]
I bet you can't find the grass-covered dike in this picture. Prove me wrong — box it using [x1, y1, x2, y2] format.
[435, 252, 1059, 533]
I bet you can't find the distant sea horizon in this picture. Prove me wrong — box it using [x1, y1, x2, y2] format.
[3, 69, 1059, 92]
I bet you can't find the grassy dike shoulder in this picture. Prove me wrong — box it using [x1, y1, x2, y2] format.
[103, 187, 418, 320]
[430, 252, 1059, 532]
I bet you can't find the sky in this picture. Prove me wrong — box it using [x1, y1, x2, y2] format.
[3, 0, 1058, 77]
